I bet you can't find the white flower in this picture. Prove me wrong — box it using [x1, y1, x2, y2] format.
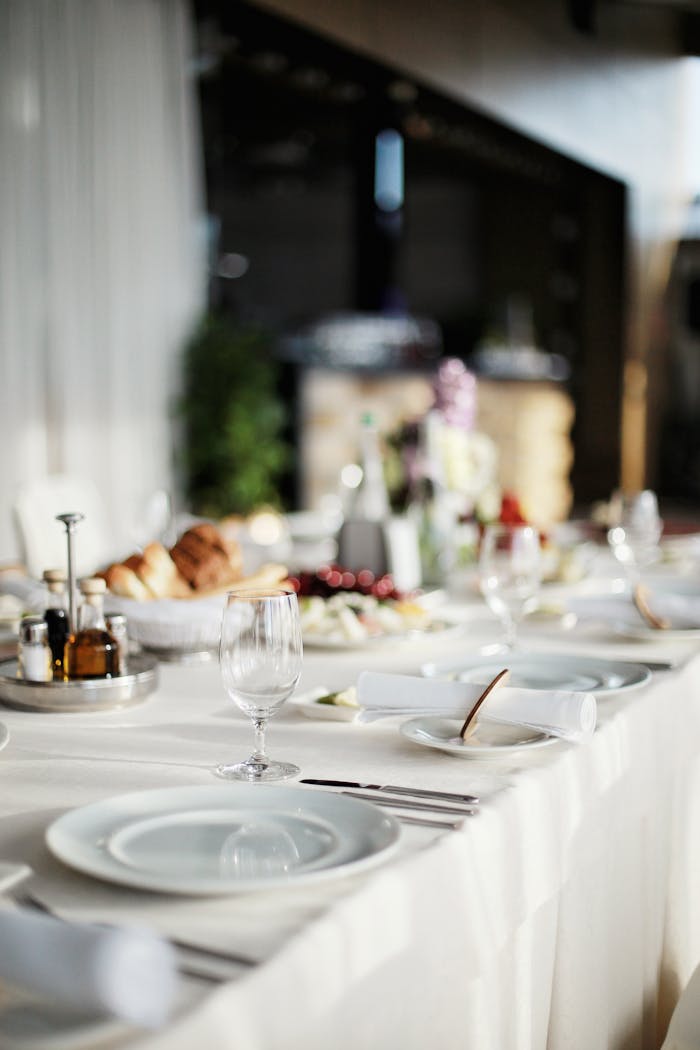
[433, 423, 498, 500]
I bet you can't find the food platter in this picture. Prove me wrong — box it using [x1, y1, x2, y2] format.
[0, 653, 159, 713]
[302, 617, 462, 650]
[299, 591, 462, 649]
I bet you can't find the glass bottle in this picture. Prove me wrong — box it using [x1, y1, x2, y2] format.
[18, 617, 52, 682]
[42, 569, 69, 677]
[337, 412, 390, 575]
[105, 613, 128, 675]
[352, 412, 390, 522]
[64, 577, 119, 680]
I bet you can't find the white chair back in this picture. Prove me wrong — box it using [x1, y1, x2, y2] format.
[13, 475, 114, 579]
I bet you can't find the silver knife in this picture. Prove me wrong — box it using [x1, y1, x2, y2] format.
[394, 814, 464, 830]
[301, 778, 479, 804]
[340, 790, 476, 816]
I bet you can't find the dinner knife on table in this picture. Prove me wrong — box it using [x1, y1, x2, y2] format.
[340, 791, 477, 817]
[300, 778, 479, 805]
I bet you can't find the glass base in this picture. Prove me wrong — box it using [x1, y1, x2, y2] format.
[215, 757, 300, 783]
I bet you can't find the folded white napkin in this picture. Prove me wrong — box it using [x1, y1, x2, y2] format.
[642, 592, 700, 628]
[0, 906, 177, 1028]
[571, 592, 700, 630]
[356, 671, 596, 739]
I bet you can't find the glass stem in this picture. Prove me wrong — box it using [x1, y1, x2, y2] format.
[503, 617, 518, 650]
[252, 717, 268, 764]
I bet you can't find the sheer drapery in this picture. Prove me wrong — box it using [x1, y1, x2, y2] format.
[0, 0, 205, 562]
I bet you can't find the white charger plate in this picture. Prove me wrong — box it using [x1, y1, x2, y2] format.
[422, 652, 651, 695]
[401, 717, 558, 758]
[46, 784, 400, 896]
[0, 721, 9, 753]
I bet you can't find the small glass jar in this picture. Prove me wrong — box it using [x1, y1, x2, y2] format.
[18, 617, 53, 682]
[64, 578, 119, 680]
[42, 568, 69, 676]
[105, 613, 129, 675]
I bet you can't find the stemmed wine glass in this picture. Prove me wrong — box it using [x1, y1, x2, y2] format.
[606, 489, 663, 581]
[478, 523, 542, 650]
[216, 589, 302, 782]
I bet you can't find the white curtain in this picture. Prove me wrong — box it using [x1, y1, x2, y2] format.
[0, 0, 205, 563]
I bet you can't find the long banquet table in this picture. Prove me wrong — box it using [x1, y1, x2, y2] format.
[1, 572, 700, 1050]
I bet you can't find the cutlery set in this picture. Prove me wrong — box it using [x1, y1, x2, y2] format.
[300, 778, 479, 826]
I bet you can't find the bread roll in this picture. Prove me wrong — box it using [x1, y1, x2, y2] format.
[224, 564, 290, 593]
[182, 523, 243, 579]
[136, 543, 191, 599]
[170, 528, 241, 591]
[102, 564, 153, 602]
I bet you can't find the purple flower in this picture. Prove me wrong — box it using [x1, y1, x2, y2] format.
[433, 358, 477, 430]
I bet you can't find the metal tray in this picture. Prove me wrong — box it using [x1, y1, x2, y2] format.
[0, 653, 159, 713]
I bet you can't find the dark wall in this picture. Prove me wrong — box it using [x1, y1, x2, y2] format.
[193, 0, 627, 504]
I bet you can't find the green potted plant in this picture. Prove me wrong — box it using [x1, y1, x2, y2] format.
[179, 313, 291, 518]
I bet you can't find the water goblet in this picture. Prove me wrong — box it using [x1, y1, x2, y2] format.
[478, 523, 541, 650]
[607, 489, 663, 580]
[216, 588, 302, 782]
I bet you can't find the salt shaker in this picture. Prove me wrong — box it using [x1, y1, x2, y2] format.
[18, 617, 53, 682]
[105, 613, 129, 675]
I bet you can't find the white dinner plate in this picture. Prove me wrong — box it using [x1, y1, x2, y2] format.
[0, 721, 9, 753]
[46, 784, 400, 896]
[401, 717, 558, 758]
[421, 652, 651, 695]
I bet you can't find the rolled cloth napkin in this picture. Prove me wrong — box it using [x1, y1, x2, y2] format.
[0, 906, 177, 1028]
[356, 671, 596, 739]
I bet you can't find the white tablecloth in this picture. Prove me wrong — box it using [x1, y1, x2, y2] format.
[1, 581, 700, 1049]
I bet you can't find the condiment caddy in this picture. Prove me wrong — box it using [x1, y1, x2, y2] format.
[0, 512, 158, 712]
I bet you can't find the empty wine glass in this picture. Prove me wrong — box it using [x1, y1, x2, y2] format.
[219, 822, 301, 879]
[217, 589, 302, 782]
[607, 489, 663, 579]
[478, 524, 541, 649]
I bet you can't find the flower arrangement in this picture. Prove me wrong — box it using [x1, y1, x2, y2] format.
[384, 358, 503, 583]
[385, 357, 499, 519]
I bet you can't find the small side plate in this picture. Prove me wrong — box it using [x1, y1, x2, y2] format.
[289, 687, 361, 722]
[401, 717, 558, 759]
